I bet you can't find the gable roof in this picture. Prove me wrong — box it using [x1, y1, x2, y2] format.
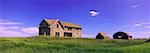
[44, 19, 81, 28]
[44, 19, 56, 25]
[97, 32, 109, 39]
[114, 31, 131, 36]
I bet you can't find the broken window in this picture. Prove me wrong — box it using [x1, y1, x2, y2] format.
[55, 32, 60, 37]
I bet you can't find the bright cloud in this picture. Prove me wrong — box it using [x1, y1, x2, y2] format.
[0, 25, 30, 37]
[133, 22, 150, 38]
[134, 22, 150, 28]
[0, 30, 30, 37]
[22, 27, 38, 34]
[138, 32, 150, 34]
[89, 10, 99, 16]
[82, 34, 96, 38]
[0, 19, 38, 37]
[144, 26, 150, 28]
[0, 19, 22, 25]
[131, 4, 139, 8]
[135, 32, 150, 38]
[0, 22, 21, 25]
[134, 24, 142, 27]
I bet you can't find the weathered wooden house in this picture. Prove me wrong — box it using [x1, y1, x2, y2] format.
[39, 19, 82, 38]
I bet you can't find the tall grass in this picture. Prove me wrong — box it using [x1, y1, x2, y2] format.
[0, 36, 149, 53]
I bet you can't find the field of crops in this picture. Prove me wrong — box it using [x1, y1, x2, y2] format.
[0, 36, 149, 53]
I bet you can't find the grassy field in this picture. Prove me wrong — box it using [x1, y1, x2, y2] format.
[0, 36, 149, 53]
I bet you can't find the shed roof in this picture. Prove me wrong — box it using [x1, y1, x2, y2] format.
[97, 32, 109, 39]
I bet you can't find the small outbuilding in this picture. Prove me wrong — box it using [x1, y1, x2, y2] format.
[145, 39, 150, 42]
[113, 31, 132, 40]
[96, 32, 109, 39]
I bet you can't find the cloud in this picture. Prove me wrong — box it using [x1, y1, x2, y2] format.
[144, 26, 150, 28]
[134, 24, 142, 27]
[135, 32, 150, 38]
[138, 32, 150, 34]
[131, 4, 139, 8]
[132, 22, 150, 38]
[0, 26, 30, 37]
[0, 30, 30, 37]
[0, 19, 22, 25]
[0, 22, 21, 25]
[82, 34, 96, 38]
[89, 10, 99, 16]
[0, 26, 21, 30]
[0, 19, 38, 37]
[22, 27, 38, 34]
[134, 22, 150, 28]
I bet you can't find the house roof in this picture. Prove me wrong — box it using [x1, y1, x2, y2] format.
[44, 19, 81, 28]
[97, 32, 109, 39]
[45, 20, 56, 25]
[114, 31, 131, 36]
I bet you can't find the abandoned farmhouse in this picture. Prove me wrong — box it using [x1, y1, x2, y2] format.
[39, 19, 82, 38]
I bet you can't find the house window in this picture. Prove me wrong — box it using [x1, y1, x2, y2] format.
[55, 32, 60, 37]
[57, 24, 59, 28]
[64, 32, 72, 37]
[68, 27, 72, 30]
[76, 29, 79, 31]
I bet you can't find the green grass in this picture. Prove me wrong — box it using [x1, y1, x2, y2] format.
[0, 36, 149, 53]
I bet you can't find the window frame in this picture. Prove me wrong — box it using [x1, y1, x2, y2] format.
[55, 32, 60, 37]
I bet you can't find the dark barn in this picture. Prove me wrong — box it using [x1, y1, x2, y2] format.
[145, 39, 150, 42]
[113, 31, 132, 40]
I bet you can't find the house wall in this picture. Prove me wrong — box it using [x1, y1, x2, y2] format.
[63, 27, 81, 38]
[49, 22, 82, 38]
[49, 22, 64, 37]
[39, 20, 50, 36]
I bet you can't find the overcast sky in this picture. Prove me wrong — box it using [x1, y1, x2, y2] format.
[0, 0, 150, 38]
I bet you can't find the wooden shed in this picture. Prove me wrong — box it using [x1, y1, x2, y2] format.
[96, 32, 109, 39]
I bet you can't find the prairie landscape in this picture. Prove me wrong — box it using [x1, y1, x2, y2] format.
[0, 36, 149, 53]
[1, 0, 150, 53]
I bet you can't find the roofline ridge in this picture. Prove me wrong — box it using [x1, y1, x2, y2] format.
[43, 18, 50, 20]
[43, 18, 81, 28]
[60, 21, 80, 26]
[51, 19, 59, 26]
[43, 18, 60, 21]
